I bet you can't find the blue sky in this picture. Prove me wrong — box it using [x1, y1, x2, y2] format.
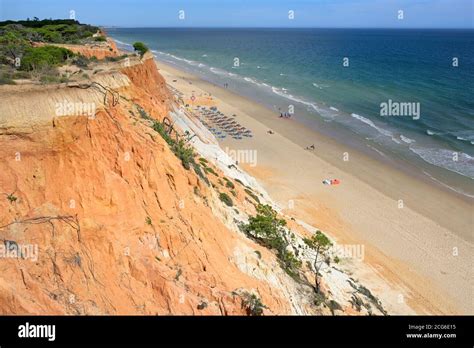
[1, 0, 472, 28]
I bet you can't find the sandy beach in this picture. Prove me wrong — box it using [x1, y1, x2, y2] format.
[154, 59, 473, 315]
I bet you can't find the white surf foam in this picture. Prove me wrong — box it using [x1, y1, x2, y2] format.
[351, 114, 393, 138]
[452, 131, 474, 145]
[410, 146, 474, 179]
[312, 82, 330, 89]
[400, 135, 415, 144]
[113, 38, 133, 48]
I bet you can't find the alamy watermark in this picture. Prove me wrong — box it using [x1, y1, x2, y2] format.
[329, 243, 365, 261]
[55, 100, 96, 119]
[380, 99, 420, 120]
[0, 241, 38, 262]
[18, 322, 55, 341]
[225, 147, 257, 167]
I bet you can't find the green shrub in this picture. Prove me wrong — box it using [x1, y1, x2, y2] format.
[244, 188, 260, 203]
[224, 177, 235, 189]
[0, 74, 15, 84]
[36, 28, 62, 43]
[280, 250, 302, 278]
[239, 291, 267, 316]
[6, 193, 17, 203]
[204, 166, 218, 176]
[39, 74, 59, 84]
[105, 54, 128, 62]
[0, 19, 99, 44]
[303, 231, 332, 250]
[314, 290, 327, 306]
[219, 192, 233, 207]
[243, 204, 286, 251]
[327, 300, 343, 315]
[137, 106, 151, 120]
[72, 55, 89, 68]
[172, 139, 195, 170]
[175, 268, 182, 281]
[11, 70, 30, 79]
[197, 301, 208, 310]
[349, 294, 363, 312]
[0, 31, 31, 64]
[133, 41, 149, 57]
[81, 31, 94, 39]
[152, 120, 173, 145]
[192, 162, 210, 185]
[242, 204, 302, 277]
[20, 45, 73, 71]
[348, 281, 387, 315]
[94, 36, 106, 42]
[151, 120, 195, 170]
[0, 20, 99, 70]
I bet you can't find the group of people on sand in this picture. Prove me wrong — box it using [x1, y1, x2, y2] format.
[279, 112, 292, 118]
[305, 144, 316, 150]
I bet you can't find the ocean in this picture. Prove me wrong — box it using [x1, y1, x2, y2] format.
[107, 28, 474, 197]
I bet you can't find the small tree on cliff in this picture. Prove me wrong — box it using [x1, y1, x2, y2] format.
[240, 291, 267, 316]
[0, 31, 29, 65]
[133, 41, 149, 57]
[304, 230, 332, 293]
[242, 204, 301, 278]
[243, 204, 287, 253]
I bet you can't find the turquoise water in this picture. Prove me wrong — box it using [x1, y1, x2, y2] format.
[107, 28, 474, 195]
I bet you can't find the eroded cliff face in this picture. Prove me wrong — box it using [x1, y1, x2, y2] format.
[0, 50, 317, 315]
[33, 37, 120, 60]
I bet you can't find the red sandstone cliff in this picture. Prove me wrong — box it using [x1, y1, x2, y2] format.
[0, 49, 314, 315]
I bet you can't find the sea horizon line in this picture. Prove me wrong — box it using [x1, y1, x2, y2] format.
[101, 26, 474, 30]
